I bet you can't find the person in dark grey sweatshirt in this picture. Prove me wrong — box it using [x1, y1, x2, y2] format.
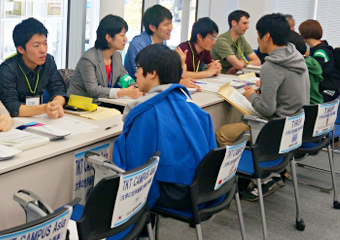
[216, 13, 310, 146]
[216, 13, 310, 202]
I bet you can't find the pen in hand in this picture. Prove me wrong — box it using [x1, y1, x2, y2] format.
[105, 124, 118, 130]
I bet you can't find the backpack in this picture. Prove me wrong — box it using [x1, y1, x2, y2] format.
[333, 47, 340, 72]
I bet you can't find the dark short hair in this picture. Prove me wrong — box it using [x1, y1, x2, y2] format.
[299, 20, 323, 40]
[135, 44, 181, 84]
[13, 18, 48, 51]
[95, 15, 128, 50]
[228, 10, 250, 29]
[256, 13, 290, 46]
[288, 31, 307, 55]
[143, 5, 173, 35]
[284, 14, 293, 21]
[190, 17, 219, 43]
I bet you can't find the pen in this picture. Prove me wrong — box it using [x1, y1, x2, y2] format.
[195, 82, 207, 85]
[105, 124, 118, 130]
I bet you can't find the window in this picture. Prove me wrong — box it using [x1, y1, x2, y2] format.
[0, 0, 67, 68]
[274, 0, 311, 31]
[316, 0, 340, 48]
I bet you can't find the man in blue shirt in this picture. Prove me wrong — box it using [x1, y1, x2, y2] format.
[124, 5, 173, 79]
[0, 18, 66, 118]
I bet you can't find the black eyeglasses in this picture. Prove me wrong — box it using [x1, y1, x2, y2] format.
[135, 64, 141, 72]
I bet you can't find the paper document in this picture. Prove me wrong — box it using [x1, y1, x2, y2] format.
[218, 83, 260, 115]
[0, 129, 49, 150]
[15, 115, 99, 136]
[0, 144, 22, 160]
[198, 76, 232, 94]
[78, 107, 121, 120]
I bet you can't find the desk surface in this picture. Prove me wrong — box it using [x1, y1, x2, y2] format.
[0, 114, 123, 175]
[98, 74, 237, 108]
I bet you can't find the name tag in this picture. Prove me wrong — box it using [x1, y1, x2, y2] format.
[26, 96, 40, 106]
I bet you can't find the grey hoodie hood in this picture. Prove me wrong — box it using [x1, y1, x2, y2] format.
[265, 43, 307, 74]
[122, 84, 172, 121]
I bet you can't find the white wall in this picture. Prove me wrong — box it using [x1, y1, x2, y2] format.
[100, 0, 125, 19]
[238, 0, 275, 49]
[209, 0, 239, 35]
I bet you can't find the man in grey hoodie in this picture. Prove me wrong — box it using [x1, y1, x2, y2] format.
[216, 13, 310, 146]
[216, 13, 310, 201]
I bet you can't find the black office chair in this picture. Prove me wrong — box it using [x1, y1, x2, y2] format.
[237, 111, 305, 240]
[151, 132, 249, 240]
[72, 152, 160, 240]
[0, 196, 78, 240]
[293, 99, 340, 209]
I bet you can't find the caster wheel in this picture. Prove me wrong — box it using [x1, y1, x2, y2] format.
[333, 201, 340, 209]
[296, 219, 306, 231]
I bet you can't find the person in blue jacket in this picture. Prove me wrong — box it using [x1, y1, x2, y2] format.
[113, 44, 217, 209]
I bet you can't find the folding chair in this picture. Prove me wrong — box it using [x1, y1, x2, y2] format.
[237, 111, 305, 240]
[293, 99, 340, 209]
[151, 132, 249, 240]
[0, 192, 78, 240]
[70, 151, 160, 240]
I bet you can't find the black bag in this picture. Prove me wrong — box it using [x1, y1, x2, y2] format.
[333, 47, 340, 72]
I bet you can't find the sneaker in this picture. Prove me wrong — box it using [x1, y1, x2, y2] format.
[261, 179, 280, 197]
[241, 179, 281, 201]
[272, 176, 285, 188]
[241, 183, 259, 201]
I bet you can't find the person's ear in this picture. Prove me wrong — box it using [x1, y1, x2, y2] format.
[149, 70, 158, 79]
[149, 24, 157, 33]
[105, 33, 111, 43]
[264, 32, 271, 42]
[231, 20, 237, 27]
[197, 34, 203, 42]
[16, 46, 25, 55]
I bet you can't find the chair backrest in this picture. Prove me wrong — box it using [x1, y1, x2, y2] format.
[77, 152, 160, 240]
[253, 110, 305, 162]
[0, 203, 74, 240]
[302, 99, 339, 142]
[191, 132, 249, 205]
[58, 69, 75, 90]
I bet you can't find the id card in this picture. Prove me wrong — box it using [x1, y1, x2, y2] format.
[25, 96, 40, 106]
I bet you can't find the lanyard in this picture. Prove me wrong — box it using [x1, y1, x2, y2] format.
[231, 37, 249, 64]
[18, 63, 40, 94]
[188, 42, 200, 72]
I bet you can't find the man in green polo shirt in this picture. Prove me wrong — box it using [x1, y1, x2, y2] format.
[211, 10, 261, 74]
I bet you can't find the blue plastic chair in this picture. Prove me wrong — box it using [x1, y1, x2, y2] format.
[237, 111, 305, 239]
[151, 132, 249, 240]
[294, 99, 340, 210]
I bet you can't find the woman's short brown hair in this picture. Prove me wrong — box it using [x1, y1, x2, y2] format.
[299, 20, 323, 40]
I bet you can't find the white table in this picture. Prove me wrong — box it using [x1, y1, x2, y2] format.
[99, 74, 243, 131]
[0, 114, 123, 230]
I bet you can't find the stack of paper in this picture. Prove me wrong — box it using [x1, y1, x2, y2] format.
[0, 144, 22, 160]
[15, 115, 99, 136]
[198, 76, 232, 94]
[0, 129, 49, 150]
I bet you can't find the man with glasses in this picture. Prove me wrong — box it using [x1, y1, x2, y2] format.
[176, 17, 222, 79]
[211, 10, 261, 74]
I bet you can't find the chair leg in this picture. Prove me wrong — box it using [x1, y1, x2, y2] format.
[327, 145, 340, 209]
[147, 222, 155, 240]
[235, 191, 247, 240]
[195, 224, 203, 240]
[256, 178, 267, 240]
[290, 157, 306, 231]
[155, 215, 160, 240]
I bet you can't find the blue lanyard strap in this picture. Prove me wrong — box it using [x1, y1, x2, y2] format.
[188, 42, 201, 72]
[18, 63, 40, 94]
